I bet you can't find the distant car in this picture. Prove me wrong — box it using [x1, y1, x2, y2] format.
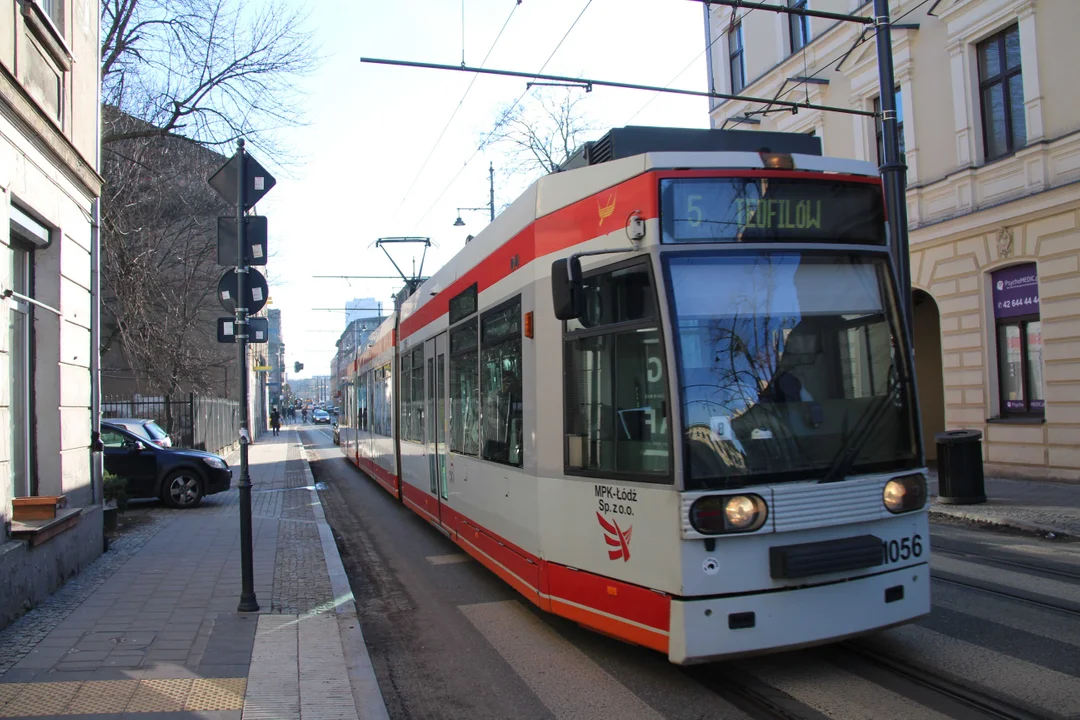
[101, 421, 231, 508]
[312, 409, 331, 424]
[105, 418, 173, 448]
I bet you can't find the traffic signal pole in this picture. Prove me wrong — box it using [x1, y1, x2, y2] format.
[235, 139, 259, 613]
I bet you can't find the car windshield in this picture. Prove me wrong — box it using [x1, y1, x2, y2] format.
[143, 421, 168, 440]
[666, 252, 917, 490]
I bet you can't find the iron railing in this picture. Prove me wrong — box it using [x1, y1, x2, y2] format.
[102, 393, 240, 457]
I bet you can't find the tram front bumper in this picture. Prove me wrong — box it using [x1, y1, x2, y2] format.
[667, 562, 930, 665]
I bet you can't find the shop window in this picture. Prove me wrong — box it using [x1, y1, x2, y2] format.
[978, 25, 1025, 161]
[992, 264, 1043, 417]
[449, 320, 479, 455]
[563, 262, 671, 480]
[480, 298, 523, 467]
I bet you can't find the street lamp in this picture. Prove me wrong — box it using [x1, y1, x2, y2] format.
[453, 162, 495, 225]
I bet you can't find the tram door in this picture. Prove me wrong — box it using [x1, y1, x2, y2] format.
[426, 333, 449, 518]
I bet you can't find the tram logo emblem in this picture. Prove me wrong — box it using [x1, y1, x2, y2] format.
[597, 193, 617, 227]
[597, 512, 633, 561]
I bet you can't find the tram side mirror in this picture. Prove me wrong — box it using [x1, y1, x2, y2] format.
[551, 257, 584, 321]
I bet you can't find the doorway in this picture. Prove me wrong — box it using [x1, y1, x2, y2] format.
[912, 290, 945, 464]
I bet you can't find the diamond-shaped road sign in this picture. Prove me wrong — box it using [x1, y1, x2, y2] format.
[217, 268, 269, 315]
[217, 316, 269, 344]
[208, 152, 277, 211]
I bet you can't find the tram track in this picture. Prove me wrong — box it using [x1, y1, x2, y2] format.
[929, 546, 1080, 618]
[830, 642, 1062, 720]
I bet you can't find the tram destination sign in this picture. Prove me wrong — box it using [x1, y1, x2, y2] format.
[660, 177, 887, 245]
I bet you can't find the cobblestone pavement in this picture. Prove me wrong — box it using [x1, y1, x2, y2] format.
[0, 428, 376, 719]
[928, 470, 1080, 536]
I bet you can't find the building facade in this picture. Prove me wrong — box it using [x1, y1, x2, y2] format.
[331, 315, 383, 408]
[705, 0, 1080, 480]
[1, 0, 104, 627]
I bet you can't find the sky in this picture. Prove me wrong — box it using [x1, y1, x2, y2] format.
[258, 0, 712, 379]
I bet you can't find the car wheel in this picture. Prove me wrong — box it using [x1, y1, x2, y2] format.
[162, 470, 204, 509]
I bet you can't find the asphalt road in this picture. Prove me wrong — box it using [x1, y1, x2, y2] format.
[298, 425, 1080, 720]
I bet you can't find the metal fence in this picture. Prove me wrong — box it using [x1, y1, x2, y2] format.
[102, 393, 240, 457]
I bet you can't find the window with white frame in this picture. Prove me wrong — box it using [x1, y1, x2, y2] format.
[788, 0, 810, 54]
[873, 87, 906, 167]
[978, 25, 1025, 161]
[729, 21, 746, 94]
[39, 0, 64, 33]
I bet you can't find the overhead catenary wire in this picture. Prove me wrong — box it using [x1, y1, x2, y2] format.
[392, 1, 521, 220]
[406, 0, 595, 231]
[625, 0, 762, 124]
[756, 0, 934, 113]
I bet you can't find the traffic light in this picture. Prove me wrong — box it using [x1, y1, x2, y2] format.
[294, 361, 304, 373]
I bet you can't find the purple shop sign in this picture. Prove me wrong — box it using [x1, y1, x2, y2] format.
[992, 263, 1039, 319]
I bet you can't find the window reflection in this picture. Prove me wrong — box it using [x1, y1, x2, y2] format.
[667, 253, 915, 488]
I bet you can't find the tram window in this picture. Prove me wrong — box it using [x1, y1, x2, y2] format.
[480, 297, 523, 467]
[399, 355, 412, 440]
[411, 347, 425, 442]
[566, 264, 655, 332]
[565, 329, 669, 477]
[450, 320, 480, 456]
[563, 261, 671, 481]
[450, 283, 478, 324]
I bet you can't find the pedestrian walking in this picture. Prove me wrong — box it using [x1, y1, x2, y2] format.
[270, 407, 281, 436]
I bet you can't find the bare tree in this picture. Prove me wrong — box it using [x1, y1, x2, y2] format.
[101, 0, 316, 153]
[99, 0, 315, 397]
[100, 110, 236, 397]
[484, 87, 598, 180]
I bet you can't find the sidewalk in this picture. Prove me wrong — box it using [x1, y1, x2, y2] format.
[0, 427, 388, 720]
[928, 470, 1080, 538]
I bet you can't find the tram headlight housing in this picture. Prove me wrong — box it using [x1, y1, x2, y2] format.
[690, 494, 768, 535]
[883, 473, 927, 514]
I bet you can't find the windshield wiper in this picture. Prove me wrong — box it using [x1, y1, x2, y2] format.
[818, 378, 903, 484]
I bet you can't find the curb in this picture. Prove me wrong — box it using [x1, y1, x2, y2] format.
[929, 505, 1073, 539]
[297, 434, 391, 720]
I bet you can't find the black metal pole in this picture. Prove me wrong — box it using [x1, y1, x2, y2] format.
[872, 0, 912, 339]
[873, 0, 923, 465]
[489, 162, 495, 221]
[235, 139, 259, 613]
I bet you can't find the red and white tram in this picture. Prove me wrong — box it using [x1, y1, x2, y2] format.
[339, 127, 930, 664]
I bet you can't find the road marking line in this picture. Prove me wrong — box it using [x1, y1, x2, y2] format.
[460, 600, 664, 720]
[426, 553, 471, 565]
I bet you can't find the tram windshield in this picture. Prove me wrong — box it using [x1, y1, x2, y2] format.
[665, 253, 918, 490]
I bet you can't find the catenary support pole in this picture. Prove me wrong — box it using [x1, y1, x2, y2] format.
[489, 162, 495, 221]
[872, 0, 912, 339]
[236, 139, 259, 613]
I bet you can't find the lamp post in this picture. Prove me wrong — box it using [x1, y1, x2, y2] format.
[453, 162, 495, 226]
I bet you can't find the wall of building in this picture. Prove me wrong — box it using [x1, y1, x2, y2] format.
[705, 0, 1080, 480]
[2, 0, 103, 627]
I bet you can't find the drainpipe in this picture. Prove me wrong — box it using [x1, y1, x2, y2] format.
[89, 12, 103, 504]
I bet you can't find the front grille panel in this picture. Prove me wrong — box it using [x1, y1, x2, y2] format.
[771, 477, 888, 532]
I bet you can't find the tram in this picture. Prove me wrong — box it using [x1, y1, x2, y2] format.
[339, 126, 930, 664]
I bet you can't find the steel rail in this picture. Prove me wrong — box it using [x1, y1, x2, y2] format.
[836, 643, 1055, 720]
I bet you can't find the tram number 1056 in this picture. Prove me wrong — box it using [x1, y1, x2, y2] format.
[882, 534, 924, 564]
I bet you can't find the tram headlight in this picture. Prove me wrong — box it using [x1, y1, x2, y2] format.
[883, 473, 927, 514]
[690, 494, 768, 535]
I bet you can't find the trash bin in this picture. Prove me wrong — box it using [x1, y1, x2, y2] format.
[935, 429, 986, 505]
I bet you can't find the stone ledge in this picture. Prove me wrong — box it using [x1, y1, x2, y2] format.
[9, 508, 82, 548]
[929, 505, 1075, 539]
